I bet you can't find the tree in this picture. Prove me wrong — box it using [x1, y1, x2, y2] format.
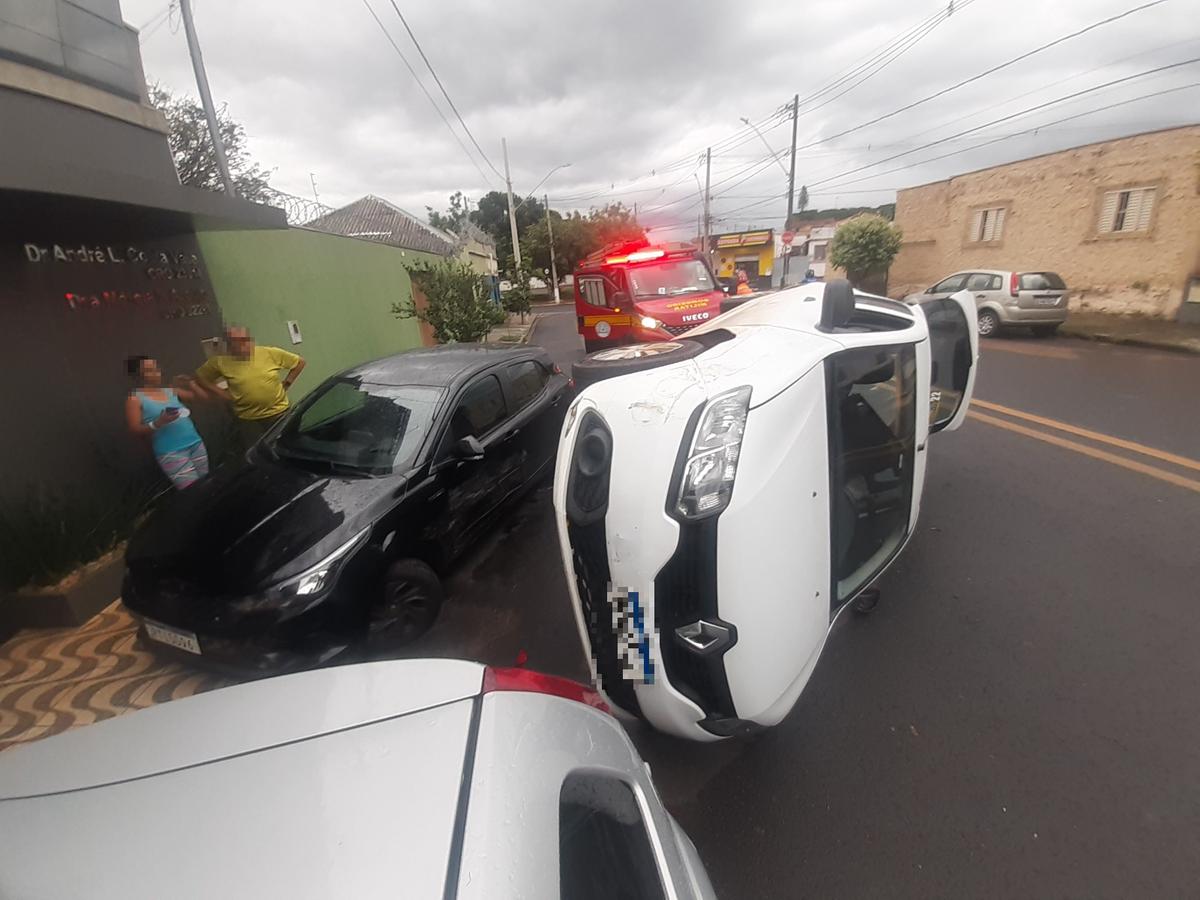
[427, 191, 469, 233]
[393, 259, 505, 343]
[470, 191, 545, 276]
[828, 214, 903, 287]
[586, 202, 645, 248]
[149, 85, 272, 203]
[796, 184, 809, 213]
[502, 256, 534, 323]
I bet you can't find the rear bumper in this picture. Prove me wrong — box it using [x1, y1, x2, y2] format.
[996, 304, 1069, 325]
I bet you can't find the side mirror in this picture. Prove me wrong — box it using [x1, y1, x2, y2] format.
[455, 435, 484, 460]
[610, 290, 629, 307]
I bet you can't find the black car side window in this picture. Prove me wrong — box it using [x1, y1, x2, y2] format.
[450, 374, 507, 442]
[508, 360, 550, 411]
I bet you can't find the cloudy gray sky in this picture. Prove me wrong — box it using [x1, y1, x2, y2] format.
[125, 0, 1198, 238]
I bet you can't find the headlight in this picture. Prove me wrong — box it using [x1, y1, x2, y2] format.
[674, 386, 752, 520]
[231, 527, 370, 614]
[640, 315, 660, 329]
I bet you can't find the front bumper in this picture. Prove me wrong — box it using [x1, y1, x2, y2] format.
[123, 571, 358, 675]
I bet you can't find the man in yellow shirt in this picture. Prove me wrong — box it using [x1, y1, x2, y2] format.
[194, 325, 306, 450]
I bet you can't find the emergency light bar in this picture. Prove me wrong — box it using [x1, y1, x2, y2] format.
[604, 249, 666, 265]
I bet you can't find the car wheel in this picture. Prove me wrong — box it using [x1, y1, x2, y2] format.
[367, 559, 443, 653]
[572, 340, 706, 390]
[977, 309, 1000, 338]
[1031, 323, 1060, 337]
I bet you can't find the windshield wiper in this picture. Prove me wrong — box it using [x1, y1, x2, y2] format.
[273, 448, 380, 478]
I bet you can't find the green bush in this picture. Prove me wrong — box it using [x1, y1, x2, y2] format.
[829, 214, 903, 287]
[393, 259, 505, 343]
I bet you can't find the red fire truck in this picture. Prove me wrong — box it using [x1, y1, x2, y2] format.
[573, 241, 726, 353]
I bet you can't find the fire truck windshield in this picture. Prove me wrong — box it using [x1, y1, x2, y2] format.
[626, 259, 713, 298]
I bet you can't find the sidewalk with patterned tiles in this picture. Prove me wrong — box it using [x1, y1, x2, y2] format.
[0, 603, 231, 751]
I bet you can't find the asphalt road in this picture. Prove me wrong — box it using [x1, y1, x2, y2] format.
[414, 308, 1200, 899]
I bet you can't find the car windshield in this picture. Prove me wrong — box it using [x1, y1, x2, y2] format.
[272, 379, 442, 475]
[626, 259, 713, 298]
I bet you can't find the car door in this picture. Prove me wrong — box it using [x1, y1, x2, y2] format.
[923, 272, 969, 300]
[428, 371, 522, 557]
[916, 290, 979, 434]
[501, 356, 570, 486]
[964, 271, 1003, 314]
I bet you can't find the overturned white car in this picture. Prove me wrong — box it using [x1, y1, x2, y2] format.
[553, 281, 978, 741]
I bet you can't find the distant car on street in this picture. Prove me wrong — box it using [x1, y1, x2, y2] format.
[0, 659, 718, 899]
[555, 280, 978, 741]
[123, 345, 570, 673]
[905, 269, 1069, 337]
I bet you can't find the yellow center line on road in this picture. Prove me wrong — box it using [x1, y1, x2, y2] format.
[967, 411, 1200, 495]
[973, 399, 1200, 473]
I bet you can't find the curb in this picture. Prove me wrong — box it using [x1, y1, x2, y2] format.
[1059, 327, 1200, 356]
[522, 313, 543, 344]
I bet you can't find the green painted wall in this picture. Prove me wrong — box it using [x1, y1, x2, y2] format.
[196, 228, 441, 391]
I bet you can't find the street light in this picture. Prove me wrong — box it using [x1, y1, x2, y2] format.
[515, 163, 571, 212]
[740, 117, 789, 177]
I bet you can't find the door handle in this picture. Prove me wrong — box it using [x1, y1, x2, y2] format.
[502, 428, 521, 442]
[975, 294, 986, 299]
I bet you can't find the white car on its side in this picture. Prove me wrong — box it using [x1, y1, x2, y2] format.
[554, 280, 978, 741]
[0, 660, 717, 899]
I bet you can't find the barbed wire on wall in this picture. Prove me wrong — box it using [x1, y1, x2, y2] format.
[260, 188, 333, 226]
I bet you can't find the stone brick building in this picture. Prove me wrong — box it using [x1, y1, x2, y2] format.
[888, 126, 1200, 321]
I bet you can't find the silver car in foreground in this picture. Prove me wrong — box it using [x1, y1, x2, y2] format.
[0, 659, 716, 900]
[906, 269, 1068, 337]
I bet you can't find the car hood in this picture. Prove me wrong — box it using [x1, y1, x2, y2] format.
[0, 661, 486, 900]
[633, 290, 724, 324]
[126, 459, 405, 591]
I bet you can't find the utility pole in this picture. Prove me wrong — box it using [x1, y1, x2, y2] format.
[544, 194, 561, 303]
[782, 93, 799, 288]
[502, 137, 522, 267]
[702, 147, 711, 258]
[179, 0, 234, 195]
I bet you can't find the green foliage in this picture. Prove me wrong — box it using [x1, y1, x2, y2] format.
[427, 191, 470, 233]
[470, 191, 545, 275]
[149, 84, 272, 203]
[829, 214, 904, 285]
[393, 259, 504, 343]
[0, 467, 157, 591]
[788, 204, 895, 227]
[797, 184, 809, 212]
[502, 257, 534, 322]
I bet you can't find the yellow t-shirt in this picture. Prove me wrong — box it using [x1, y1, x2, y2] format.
[197, 346, 301, 421]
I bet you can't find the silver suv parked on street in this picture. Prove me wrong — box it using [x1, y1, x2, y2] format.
[906, 269, 1068, 337]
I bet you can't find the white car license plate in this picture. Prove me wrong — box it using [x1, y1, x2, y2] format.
[144, 620, 201, 655]
[1036, 295, 1058, 306]
[609, 586, 654, 683]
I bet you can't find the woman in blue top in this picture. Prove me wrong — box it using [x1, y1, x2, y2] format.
[124, 355, 212, 490]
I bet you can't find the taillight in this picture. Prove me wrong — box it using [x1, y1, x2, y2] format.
[482, 666, 611, 713]
[1009, 272, 1019, 297]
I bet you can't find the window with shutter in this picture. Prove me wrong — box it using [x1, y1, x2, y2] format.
[968, 206, 1005, 242]
[1098, 187, 1155, 234]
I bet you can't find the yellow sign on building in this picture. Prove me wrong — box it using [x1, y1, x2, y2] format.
[712, 229, 775, 285]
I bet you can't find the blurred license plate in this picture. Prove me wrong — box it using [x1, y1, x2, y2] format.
[144, 620, 201, 655]
[610, 587, 654, 683]
[1036, 295, 1058, 305]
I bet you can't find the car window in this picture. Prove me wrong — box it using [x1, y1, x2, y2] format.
[559, 772, 666, 900]
[450, 374, 506, 440]
[965, 273, 999, 292]
[1018, 272, 1066, 291]
[930, 274, 967, 293]
[578, 277, 607, 308]
[627, 259, 713, 298]
[827, 344, 917, 606]
[275, 380, 441, 474]
[508, 359, 550, 410]
[923, 300, 973, 430]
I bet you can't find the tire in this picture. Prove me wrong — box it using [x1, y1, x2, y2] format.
[572, 340, 706, 391]
[366, 558, 443, 654]
[1031, 323, 1061, 337]
[977, 309, 1000, 338]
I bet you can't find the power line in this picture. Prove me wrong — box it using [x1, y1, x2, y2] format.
[816, 81, 1200, 191]
[385, 1, 503, 181]
[806, 57, 1200, 187]
[792, 0, 1171, 156]
[359, 0, 493, 187]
